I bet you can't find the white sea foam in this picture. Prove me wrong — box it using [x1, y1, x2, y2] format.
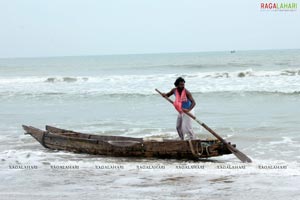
[0, 68, 299, 84]
[0, 68, 300, 98]
[269, 137, 294, 145]
[1, 149, 299, 176]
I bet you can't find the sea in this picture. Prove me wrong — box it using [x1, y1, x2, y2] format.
[0, 49, 299, 200]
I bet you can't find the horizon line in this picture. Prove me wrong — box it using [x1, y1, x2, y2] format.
[0, 48, 299, 60]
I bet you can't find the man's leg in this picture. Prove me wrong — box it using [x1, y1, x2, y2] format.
[182, 110, 195, 140]
[176, 114, 184, 140]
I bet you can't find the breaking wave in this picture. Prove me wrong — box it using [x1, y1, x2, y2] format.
[45, 77, 89, 83]
[0, 68, 300, 98]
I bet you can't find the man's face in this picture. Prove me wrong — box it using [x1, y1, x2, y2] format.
[178, 81, 185, 89]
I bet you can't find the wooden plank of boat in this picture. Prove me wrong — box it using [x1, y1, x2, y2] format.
[45, 125, 143, 142]
[23, 125, 234, 160]
[23, 125, 145, 156]
[45, 125, 230, 156]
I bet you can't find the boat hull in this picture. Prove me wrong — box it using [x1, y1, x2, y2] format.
[22, 125, 233, 160]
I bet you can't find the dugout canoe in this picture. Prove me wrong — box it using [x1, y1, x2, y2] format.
[22, 125, 234, 160]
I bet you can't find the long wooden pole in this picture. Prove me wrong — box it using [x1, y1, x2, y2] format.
[155, 88, 252, 163]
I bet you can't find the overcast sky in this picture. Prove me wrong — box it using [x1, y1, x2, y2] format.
[0, 0, 299, 58]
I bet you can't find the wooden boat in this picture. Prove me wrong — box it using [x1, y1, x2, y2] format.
[22, 125, 234, 160]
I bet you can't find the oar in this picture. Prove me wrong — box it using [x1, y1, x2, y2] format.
[155, 88, 252, 163]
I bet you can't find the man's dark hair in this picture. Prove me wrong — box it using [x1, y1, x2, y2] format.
[174, 77, 185, 87]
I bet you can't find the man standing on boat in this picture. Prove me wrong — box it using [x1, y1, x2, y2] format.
[162, 77, 196, 140]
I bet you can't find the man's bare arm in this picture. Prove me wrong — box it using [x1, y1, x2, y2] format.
[163, 88, 176, 97]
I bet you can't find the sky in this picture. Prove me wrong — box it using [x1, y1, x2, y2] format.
[0, 0, 299, 58]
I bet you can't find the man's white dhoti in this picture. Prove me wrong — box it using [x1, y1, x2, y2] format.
[176, 109, 195, 140]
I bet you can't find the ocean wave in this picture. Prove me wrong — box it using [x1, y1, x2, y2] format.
[0, 90, 300, 100]
[201, 68, 300, 78]
[1, 149, 299, 176]
[0, 68, 300, 97]
[45, 77, 89, 83]
[0, 68, 300, 84]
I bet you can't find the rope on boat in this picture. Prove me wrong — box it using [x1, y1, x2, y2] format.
[188, 140, 207, 158]
[197, 142, 204, 156]
[187, 140, 212, 158]
[206, 146, 210, 156]
[198, 142, 210, 157]
[188, 140, 197, 156]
